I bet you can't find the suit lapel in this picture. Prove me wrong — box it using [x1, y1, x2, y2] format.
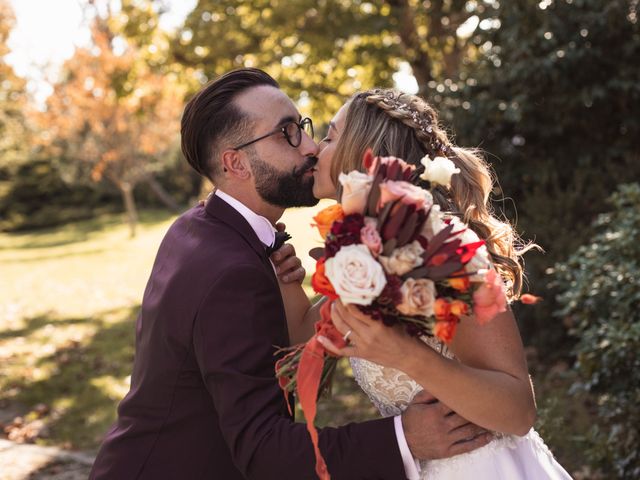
[204, 195, 279, 283]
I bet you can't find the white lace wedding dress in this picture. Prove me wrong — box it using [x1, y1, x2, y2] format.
[350, 337, 572, 479]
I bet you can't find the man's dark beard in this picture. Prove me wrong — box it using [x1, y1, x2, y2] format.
[248, 151, 320, 208]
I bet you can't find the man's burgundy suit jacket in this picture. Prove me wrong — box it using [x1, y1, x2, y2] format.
[89, 195, 407, 479]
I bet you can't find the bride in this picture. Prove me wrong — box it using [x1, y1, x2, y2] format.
[282, 88, 572, 479]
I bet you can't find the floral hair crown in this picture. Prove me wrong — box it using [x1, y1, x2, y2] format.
[366, 90, 453, 157]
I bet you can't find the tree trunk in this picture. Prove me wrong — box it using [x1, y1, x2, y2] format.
[120, 182, 138, 238]
[145, 174, 181, 212]
[391, 0, 433, 91]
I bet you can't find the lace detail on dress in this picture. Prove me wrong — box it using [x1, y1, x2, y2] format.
[349, 336, 454, 417]
[350, 337, 571, 480]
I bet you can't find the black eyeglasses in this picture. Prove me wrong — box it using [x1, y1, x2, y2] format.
[233, 117, 314, 151]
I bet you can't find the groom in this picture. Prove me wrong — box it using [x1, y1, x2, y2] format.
[90, 68, 490, 479]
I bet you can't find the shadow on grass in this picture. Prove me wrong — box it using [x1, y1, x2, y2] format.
[1, 307, 378, 450]
[2, 248, 109, 264]
[26, 457, 92, 480]
[2, 306, 138, 450]
[0, 315, 87, 341]
[1, 209, 177, 250]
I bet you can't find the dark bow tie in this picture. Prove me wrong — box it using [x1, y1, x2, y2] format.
[265, 230, 291, 257]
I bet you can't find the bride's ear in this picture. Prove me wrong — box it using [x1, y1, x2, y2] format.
[221, 149, 251, 180]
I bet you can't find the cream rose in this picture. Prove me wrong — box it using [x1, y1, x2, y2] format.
[378, 240, 425, 276]
[339, 171, 373, 215]
[396, 278, 437, 317]
[419, 155, 460, 188]
[465, 245, 491, 280]
[421, 204, 446, 240]
[450, 217, 490, 280]
[324, 244, 387, 306]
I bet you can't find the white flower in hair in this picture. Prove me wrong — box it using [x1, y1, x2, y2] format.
[419, 155, 460, 188]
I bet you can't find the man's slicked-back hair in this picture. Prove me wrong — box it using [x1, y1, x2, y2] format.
[181, 68, 279, 180]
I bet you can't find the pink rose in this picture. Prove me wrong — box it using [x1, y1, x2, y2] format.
[360, 218, 382, 256]
[379, 180, 433, 210]
[396, 278, 436, 317]
[472, 269, 507, 324]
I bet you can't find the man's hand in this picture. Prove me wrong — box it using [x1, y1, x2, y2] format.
[271, 223, 305, 284]
[402, 390, 493, 460]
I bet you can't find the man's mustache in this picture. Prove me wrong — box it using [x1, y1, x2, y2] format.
[293, 156, 318, 177]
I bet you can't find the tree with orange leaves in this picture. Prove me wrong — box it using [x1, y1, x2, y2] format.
[37, 6, 186, 237]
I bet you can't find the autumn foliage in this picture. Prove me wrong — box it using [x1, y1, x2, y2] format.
[36, 17, 186, 236]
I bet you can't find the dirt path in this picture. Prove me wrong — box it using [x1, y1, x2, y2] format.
[0, 440, 94, 480]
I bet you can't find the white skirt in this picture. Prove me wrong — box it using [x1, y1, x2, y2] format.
[419, 429, 573, 479]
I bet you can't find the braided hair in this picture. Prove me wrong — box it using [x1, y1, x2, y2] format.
[331, 88, 537, 300]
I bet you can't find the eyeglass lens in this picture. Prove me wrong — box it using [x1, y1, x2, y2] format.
[285, 118, 313, 147]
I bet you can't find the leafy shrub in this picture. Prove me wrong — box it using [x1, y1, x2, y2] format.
[0, 159, 119, 231]
[554, 183, 640, 478]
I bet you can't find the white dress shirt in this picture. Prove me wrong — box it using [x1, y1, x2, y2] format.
[215, 189, 276, 247]
[214, 189, 421, 479]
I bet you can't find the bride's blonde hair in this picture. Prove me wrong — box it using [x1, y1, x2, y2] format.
[331, 88, 537, 300]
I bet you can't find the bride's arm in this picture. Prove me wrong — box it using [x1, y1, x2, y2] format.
[320, 302, 536, 437]
[271, 244, 324, 344]
[277, 280, 326, 344]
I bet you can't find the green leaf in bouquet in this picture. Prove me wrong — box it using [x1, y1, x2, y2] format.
[427, 261, 464, 281]
[366, 171, 384, 217]
[403, 266, 430, 279]
[423, 223, 455, 259]
[376, 200, 395, 232]
[382, 203, 411, 241]
[382, 238, 397, 256]
[428, 238, 463, 264]
[396, 209, 419, 247]
[387, 160, 402, 180]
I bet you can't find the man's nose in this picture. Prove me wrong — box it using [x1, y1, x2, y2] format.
[299, 130, 319, 157]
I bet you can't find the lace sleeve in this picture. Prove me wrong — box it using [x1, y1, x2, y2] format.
[349, 336, 454, 417]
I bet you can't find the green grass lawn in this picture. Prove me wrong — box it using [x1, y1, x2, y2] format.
[0, 210, 174, 449]
[0, 205, 377, 452]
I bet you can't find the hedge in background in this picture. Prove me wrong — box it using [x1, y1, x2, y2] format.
[554, 183, 640, 478]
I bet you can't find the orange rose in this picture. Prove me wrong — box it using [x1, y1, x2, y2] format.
[434, 319, 458, 344]
[434, 298, 451, 321]
[520, 293, 542, 304]
[311, 257, 338, 299]
[312, 204, 345, 240]
[450, 300, 470, 317]
[448, 273, 471, 292]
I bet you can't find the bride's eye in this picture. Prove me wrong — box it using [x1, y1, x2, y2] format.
[320, 136, 331, 144]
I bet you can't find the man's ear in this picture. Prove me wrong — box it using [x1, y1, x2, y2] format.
[221, 149, 252, 180]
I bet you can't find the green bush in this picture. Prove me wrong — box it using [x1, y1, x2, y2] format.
[438, 0, 640, 357]
[553, 183, 640, 478]
[0, 158, 120, 232]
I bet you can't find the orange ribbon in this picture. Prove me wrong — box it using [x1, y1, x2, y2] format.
[296, 300, 347, 480]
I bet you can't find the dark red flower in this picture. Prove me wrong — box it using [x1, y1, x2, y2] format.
[378, 274, 403, 306]
[325, 214, 365, 257]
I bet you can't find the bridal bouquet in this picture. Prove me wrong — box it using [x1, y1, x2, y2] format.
[275, 150, 508, 480]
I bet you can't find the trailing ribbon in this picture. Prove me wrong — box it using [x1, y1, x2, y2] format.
[295, 300, 347, 480]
